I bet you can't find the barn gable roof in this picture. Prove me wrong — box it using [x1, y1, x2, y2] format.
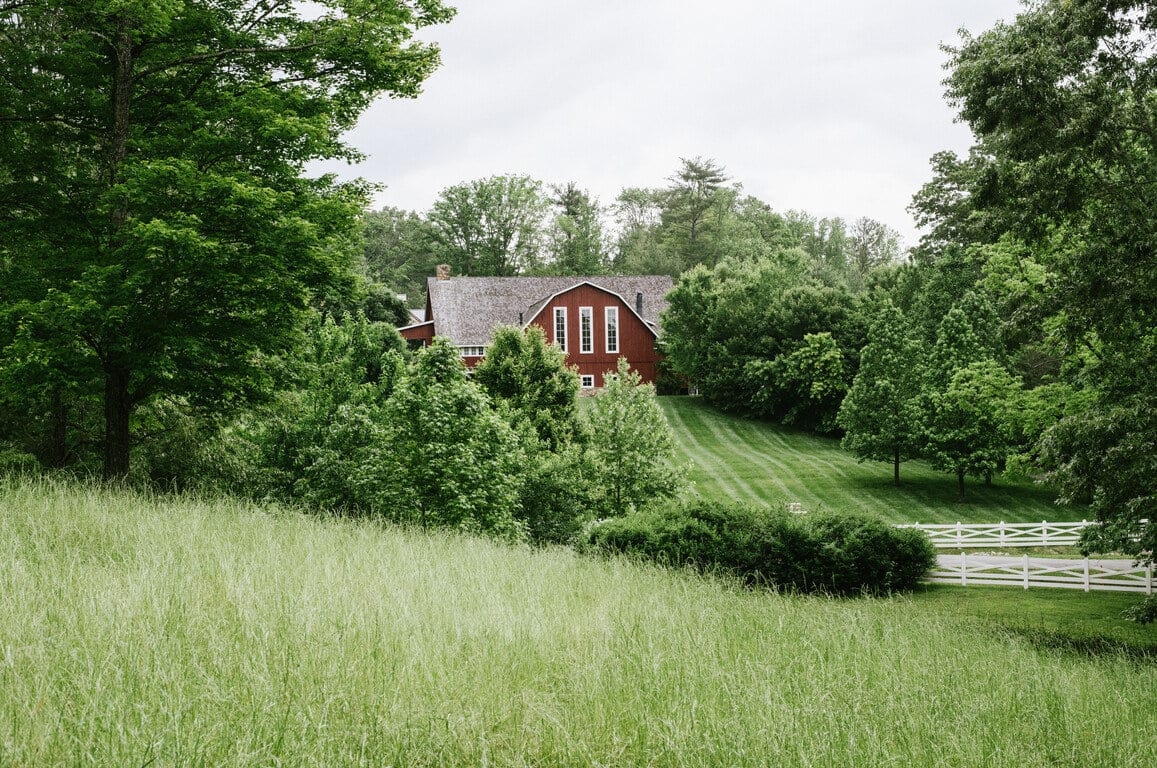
[403, 275, 674, 347]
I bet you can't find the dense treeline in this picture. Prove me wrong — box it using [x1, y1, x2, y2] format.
[360, 157, 900, 301]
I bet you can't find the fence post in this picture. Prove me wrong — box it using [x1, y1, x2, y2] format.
[1147, 564, 1152, 596]
[961, 550, 967, 586]
[1000, 521, 1006, 547]
[1023, 554, 1029, 590]
[956, 521, 962, 547]
[1042, 520, 1048, 545]
[1083, 558, 1090, 592]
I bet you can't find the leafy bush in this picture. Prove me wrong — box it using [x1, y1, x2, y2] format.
[0, 445, 39, 476]
[803, 512, 936, 594]
[583, 499, 935, 595]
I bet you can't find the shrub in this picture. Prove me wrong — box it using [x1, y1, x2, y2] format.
[583, 499, 935, 595]
[804, 512, 936, 595]
[0, 445, 39, 476]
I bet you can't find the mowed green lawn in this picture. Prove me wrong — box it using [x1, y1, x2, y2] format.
[1, 480, 1154, 767]
[660, 396, 1074, 525]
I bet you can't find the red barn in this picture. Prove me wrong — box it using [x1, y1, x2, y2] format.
[399, 270, 674, 388]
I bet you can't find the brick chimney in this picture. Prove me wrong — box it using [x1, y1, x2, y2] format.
[635, 291, 643, 315]
[436, 263, 451, 280]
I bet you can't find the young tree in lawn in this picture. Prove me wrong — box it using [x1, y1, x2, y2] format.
[838, 301, 924, 485]
[582, 358, 685, 516]
[0, 0, 454, 479]
[922, 360, 1021, 503]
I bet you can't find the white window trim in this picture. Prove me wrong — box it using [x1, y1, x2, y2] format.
[580, 374, 595, 389]
[605, 306, 619, 354]
[579, 306, 593, 354]
[554, 307, 567, 352]
[459, 345, 486, 358]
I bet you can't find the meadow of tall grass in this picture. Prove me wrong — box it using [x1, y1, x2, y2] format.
[1, 479, 1154, 766]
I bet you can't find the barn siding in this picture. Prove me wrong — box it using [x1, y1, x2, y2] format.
[528, 284, 661, 386]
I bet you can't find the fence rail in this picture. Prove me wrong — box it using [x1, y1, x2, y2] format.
[898, 520, 1094, 548]
[928, 553, 1153, 594]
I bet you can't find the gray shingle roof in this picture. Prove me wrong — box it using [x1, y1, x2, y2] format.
[417, 275, 674, 347]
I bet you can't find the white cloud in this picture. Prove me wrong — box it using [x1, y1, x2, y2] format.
[314, 0, 1024, 248]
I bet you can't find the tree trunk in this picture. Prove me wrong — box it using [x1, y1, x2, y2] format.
[893, 446, 901, 487]
[100, 18, 136, 483]
[47, 389, 70, 468]
[956, 467, 966, 503]
[103, 362, 132, 480]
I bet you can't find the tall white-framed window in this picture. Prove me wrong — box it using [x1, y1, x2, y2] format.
[579, 306, 593, 353]
[605, 306, 619, 354]
[553, 307, 567, 352]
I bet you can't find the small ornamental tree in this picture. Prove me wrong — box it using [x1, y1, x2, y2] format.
[838, 301, 924, 485]
[474, 325, 580, 450]
[373, 338, 526, 538]
[582, 358, 686, 516]
[923, 360, 1021, 502]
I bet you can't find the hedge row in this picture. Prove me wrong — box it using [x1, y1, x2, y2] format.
[583, 500, 936, 595]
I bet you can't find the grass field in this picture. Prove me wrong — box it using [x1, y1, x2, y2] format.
[2, 480, 1154, 766]
[660, 396, 1072, 525]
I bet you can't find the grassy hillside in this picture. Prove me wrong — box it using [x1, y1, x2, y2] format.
[660, 396, 1073, 524]
[2, 480, 1154, 767]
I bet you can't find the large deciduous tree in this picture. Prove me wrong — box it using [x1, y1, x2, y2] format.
[546, 182, 608, 275]
[0, 0, 454, 478]
[938, 0, 1155, 566]
[426, 174, 549, 276]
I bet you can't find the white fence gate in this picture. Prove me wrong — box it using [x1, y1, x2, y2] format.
[928, 553, 1154, 594]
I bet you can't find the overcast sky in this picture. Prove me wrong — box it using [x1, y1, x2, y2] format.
[316, 0, 1025, 249]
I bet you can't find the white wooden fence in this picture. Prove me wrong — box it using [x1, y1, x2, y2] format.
[928, 553, 1154, 594]
[898, 520, 1094, 548]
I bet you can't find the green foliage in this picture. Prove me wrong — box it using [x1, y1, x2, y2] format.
[0, 445, 39, 476]
[473, 325, 579, 450]
[581, 358, 686, 516]
[242, 314, 406, 510]
[360, 206, 439, 300]
[584, 499, 935, 595]
[427, 175, 549, 276]
[515, 445, 593, 545]
[838, 300, 924, 484]
[545, 183, 609, 274]
[932, 0, 1157, 562]
[0, 0, 453, 478]
[750, 331, 847, 434]
[804, 512, 936, 595]
[1042, 395, 1156, 566]
[923, 360, 1022, 502]
[661, 255, 866, 430]
[372, 339, 526, 538]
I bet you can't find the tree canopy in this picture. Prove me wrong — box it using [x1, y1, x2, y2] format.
[0, 0, 454, 478]
[931, 0, 1155, 554]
